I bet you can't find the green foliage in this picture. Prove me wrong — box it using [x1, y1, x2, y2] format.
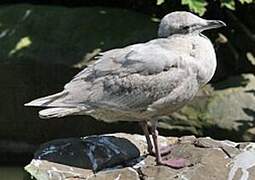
[221, 0, 254, 10]
[221, 0, 236, 10]
[239, 0, 254, 3]
[156, 0, 254, 16]
[9, 37, 32, 56]
[156, 0, 165, 5]
[181, 0, 207, 16]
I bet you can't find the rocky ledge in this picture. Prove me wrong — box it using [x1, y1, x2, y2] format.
[25, 133, 255, 180]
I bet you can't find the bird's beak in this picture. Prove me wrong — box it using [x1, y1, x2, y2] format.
[203, 20, 226, 30]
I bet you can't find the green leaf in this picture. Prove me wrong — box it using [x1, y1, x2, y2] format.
[157, 0, 165, 5]
[221, 0, 235, 10]
[239, 0, 254, 4]
[9, 36, 32, 56]
[181, 0, 208, 16]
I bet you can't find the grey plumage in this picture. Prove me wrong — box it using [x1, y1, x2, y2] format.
[25, 11, 225, 123]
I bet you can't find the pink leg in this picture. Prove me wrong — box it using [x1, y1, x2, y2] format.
[151, 120, 187, 169]
[139, 121, 153, 154]
[139, 121, 173, 155]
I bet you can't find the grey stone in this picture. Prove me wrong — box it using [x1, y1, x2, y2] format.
[221, 145, 241, 158]
[88, 167, 139, 180]
[179, 135, 196, 144]
[194, 137, 223, 148]
[34, 135, 140, 172]
[25, 159, 93, 180]
[183, 149, 230, 180]
[140, 165, 178, 180]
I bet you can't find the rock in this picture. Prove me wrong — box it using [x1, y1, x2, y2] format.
[34, 135, 140, 171]
[159, 73, 255, 141]
[89, 167, 140, 180]
[25, 159, 93, 179]
[25, 133, 255, 180]
[188, 149, 229, 180]
[140, 148, 230, 180]
[227, 143, 255, 180]
[25, 160, 140, 180]
[140, 165, 178, 180]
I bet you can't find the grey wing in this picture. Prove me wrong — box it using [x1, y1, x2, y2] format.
[67, 39, 181, 83]
[62, 39, 195, 111]
[96, 68, 191, 111]
[26, 39, 197, 113]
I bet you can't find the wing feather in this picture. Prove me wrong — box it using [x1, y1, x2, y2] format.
[26, 38, 198, 112]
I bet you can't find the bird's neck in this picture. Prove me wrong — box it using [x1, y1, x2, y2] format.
[192, 34, 217, 85]
[167, 33, 217, 85]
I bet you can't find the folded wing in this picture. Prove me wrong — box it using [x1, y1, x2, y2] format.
[25, 38, 198, 118]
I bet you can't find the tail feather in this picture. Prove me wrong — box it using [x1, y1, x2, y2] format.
[24, 91, 68, 107]
[39, 107, 80, 119]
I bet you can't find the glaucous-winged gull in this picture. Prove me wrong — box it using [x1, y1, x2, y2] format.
[25, 11, 226, 168]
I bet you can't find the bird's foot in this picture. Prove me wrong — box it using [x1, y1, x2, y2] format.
[157, 158, 188, 169]
[160, 145, 175, 156]
[148, 144, 176, 156]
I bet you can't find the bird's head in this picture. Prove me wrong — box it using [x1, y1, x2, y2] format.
[158, 11, 226, 38]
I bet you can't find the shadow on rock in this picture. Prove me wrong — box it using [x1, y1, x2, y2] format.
[212, 75, 250, 90]
[200, 107, 255, 142]
[158, 107, 255, 142]
[245, 89, 255, 96]
[34, 135, 140, 172]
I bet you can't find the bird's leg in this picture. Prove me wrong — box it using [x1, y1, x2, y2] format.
[140, 120, 173, 156]
[151, 120, 162, 162]
[139, 121, 153, 154]
[151, 120, 187, 169]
